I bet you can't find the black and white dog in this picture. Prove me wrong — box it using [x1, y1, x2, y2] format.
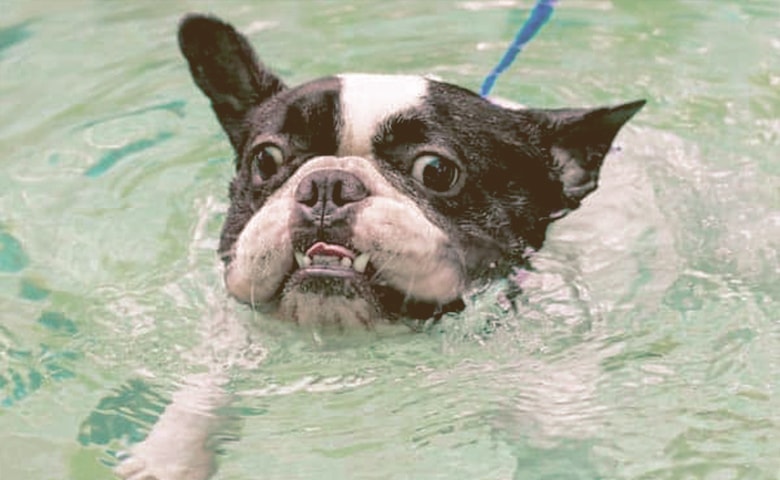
[117, 13, 643, 479]
[178, 14, 643, 329]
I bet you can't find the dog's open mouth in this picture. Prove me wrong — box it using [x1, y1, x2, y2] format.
[279, 241, 384, 328]
[279, 240, 466, 328]
[292, 241, 372, 279]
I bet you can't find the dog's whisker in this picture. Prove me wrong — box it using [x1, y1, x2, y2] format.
[402, 269, 419, 303]
[367, 251, 401, 283]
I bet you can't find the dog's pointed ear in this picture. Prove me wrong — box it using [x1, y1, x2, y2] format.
[178, 14, 286, 151]
[544, 99, 645, 208]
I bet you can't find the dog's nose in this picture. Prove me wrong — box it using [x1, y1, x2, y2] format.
[294, 169, 369, 213]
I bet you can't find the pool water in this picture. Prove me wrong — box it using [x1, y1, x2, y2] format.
[1, 1, 779, 479]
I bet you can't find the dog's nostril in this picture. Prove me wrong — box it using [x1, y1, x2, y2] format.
[295, 170, 369, 210]
[331, 177, 368, 206]
[331, 180, 345, 206]
[295, 179, 319, 207]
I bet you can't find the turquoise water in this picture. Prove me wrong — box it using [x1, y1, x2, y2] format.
[1, 1, 779, 478]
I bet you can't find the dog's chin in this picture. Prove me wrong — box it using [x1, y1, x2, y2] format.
[278, 268, 384, 329]
[229, 240, 468, 328]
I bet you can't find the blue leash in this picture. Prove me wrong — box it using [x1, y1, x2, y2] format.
[480, 0, 557, 97]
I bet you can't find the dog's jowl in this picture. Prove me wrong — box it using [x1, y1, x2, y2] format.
[178, 14, 645, 328]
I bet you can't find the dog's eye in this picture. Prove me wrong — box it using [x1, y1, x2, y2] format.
[251, 144, 285, 183]
[411, 154, 461, 193]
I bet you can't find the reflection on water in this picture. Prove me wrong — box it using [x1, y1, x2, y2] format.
[1, 1, 779, 479]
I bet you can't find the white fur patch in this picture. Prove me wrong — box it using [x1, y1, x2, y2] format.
[351, 196, 463, 303]
[337, 74, 428, 157]
[488, 96, 525, 110]
[225, 193, 294, 304]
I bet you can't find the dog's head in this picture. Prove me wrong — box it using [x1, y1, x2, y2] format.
[178, 14, 644, 328]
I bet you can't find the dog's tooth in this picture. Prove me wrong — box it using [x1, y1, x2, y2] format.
[341, 257, 353, 268]
[295, 252, 307, 268]
[353, 253, 370, 273]
[303, 255, 312, 267]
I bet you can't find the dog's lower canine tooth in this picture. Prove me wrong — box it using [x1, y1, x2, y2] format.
[341, 257, 353, 268]
[353, 253, 370, 273]
[294, 252, 307, 268]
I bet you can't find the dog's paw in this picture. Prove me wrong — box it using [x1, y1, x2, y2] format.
[114, 442, 215, 480]
[114, 456, 210, 480]
[114, 453, 160, 480]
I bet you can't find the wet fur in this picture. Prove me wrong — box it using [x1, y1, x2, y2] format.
[176, 14, 645, 326]
[117, 13, 645, 479]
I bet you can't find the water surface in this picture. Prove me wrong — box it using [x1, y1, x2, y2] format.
[1, 1, 779, 479]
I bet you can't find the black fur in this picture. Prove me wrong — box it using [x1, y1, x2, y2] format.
[178, 13, 645, 322]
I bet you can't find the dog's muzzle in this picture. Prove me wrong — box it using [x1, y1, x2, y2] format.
[225, 155, 467, 326]
[290, 168, 374, 281]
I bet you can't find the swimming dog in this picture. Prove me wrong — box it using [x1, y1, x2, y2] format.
[116, 13, 644, 479]
[177, 14, 644, 329]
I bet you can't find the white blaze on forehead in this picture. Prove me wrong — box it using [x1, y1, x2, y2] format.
[337, 74, 428, 157]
